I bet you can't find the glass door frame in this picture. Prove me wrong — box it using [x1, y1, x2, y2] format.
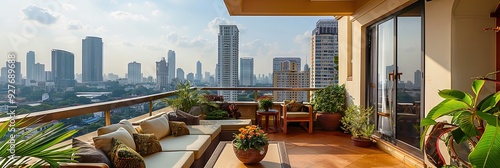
[365, 1, 425, 158]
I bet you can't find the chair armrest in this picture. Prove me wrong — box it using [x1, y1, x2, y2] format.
[304, 105, 313, 118]
[43, 163, 110, 168]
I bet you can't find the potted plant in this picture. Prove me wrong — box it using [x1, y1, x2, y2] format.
[341, 105, 375, 147]
[258, 96, 273, 111]
[312, 84, 346, 131]
[163, 81, 215, 113]
[420, 71, 500, 167]
[232, 125, 269, 164]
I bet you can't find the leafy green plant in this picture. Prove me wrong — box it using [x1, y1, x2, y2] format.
[205, 110, 229, 120]
[341, 105, 375, 139]
[0, 117, 78, 167]
[312, 84, 346, 113]
[258, 96, 273, 110]
[163, 81, 214, 112]
[420, 71, 500, 168]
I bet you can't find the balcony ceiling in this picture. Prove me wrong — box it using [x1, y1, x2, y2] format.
[223, 0, 367, 16]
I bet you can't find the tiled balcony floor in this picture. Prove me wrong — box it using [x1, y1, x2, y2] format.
[266, 126, 409, 168]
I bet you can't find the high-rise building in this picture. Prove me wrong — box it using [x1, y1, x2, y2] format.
[273, 57, 301, 72]
[167, 50, 176, 83]
[156, 57, 168, 90]
[0, 67, 7, 84]
[26, 51, 35, 82]
[6, 62, 22, 85]
[204, 71, 210, 82]
[273, 60, 310, 102]
[82, 36, 103, 82]
[414, 70, 422, 89]
[45, 71, 53, 81]
[128, 61, 142, 84]
[51, 49, 75, 88]
[196, 61, 202, 81]
[34, 63, 46, 82]
[176, 68, 184, 82]
[215, 64, 220, 86]
[310, 19, 338, 88]
[304, 64, 310, 71]
[240, 57, 254, 86]
[217, 25, 239, 101]
[186, 73, 195, 82]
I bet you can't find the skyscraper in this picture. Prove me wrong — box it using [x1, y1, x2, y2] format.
[51, 49, 75, 88]
[218, 25, 239, 101]
[310, 19, 338, 88]
[34, 63, 46, 82]
[167, 50, 176, 83]
[128, 62, 142, 84]
[196, 61, 202, 81]
[273, 60, 310, 102]
[0, 67, 7, 84]
[186, 73, 195, 82]
[82, 36, 103, 82]
[176, 68, 184, 82]
[240, 57, 254, 86]
[204, 71, 210, 82]
[156, 57, 168, 90]
[6, 62, 22, 85]
[26, 51, 35, 82]
[273, 57, 301, 72]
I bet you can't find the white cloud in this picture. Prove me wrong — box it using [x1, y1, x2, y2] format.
[66, 20, 84, 30]
[108, 11, 148, 21]
[294, 31, 311, 43]
[206, 17, 245, 34]
[151, 10, 161, 16]
[164, 32, 215, 51]
[61, 3, 77, 11]
[21, 5, 59, 25]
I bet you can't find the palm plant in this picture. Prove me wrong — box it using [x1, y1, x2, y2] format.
[164, 81, 214, 112]
[420, 71, 500, 167]
[0, 116, 78, 167]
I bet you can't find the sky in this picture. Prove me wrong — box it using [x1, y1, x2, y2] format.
[0, 0, 333, 78]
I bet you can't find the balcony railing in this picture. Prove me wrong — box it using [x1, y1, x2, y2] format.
[0, 87, 322, 126]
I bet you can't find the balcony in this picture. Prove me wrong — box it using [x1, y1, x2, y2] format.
[0, 87, 421, 167]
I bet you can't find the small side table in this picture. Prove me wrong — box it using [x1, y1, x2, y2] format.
[256, 109, 279, 133]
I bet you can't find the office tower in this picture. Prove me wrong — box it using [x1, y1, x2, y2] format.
[204, 71, 210, 82]
[217, 25, 239, 101]
[5, 62, 22, 85]
[34, 63, 46, 82]
[82, 36, 103, 82]
[0, 67, 7, 83]
[273, 57, 301, 72]
[156, 57, 168, 90]
[304, 64, 310, 71]
[414, 70, 422, 89]
[215, 63, 220, 86]
[240, 57, 254, 86]
[26, 51, 35, 82]
[168, 50, 176, 83]
[45, 71, 53, 81]
[273, 60, 310, 102]
[128, 61, 142, 84]
[51, 49, 75, 88]
[187, 73, 194, 82]
[196, 61, 202, 81]
[310, 19, 338, 87]
[176, 68, 184, 82]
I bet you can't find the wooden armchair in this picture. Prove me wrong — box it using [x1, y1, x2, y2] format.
[280, 103, 313, 134]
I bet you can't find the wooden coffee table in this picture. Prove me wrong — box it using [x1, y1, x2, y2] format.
[204, 141, 291, 168]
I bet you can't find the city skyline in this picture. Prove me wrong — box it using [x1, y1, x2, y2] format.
[0, 1, 331, 77]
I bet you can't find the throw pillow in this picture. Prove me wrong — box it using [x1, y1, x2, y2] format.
[93, 127, 136, 154]
[176, 109, 200, 125]
[169, 121, 190, 136]
[109, 138, 146, 168]
[167, 112, 188, 123]
[132, 133, 162, 156]
[287, 101, 304, 112]
[97, 120, 137, 136]
[140, 114, 170, 139]
[72, 138, 112, 167]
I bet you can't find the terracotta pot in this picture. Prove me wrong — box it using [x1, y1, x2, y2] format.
[316, 112, 342, 131]
[232, 142, 269, 164]
[352, 137, 372, 147]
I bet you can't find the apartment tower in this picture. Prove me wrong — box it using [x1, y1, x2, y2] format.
[217, 25, 239, 101]
[82, 36, 103, 82]
[167, 50, 176, 83]
[240, 57, 254, 86]
[310, 19, 338, 88]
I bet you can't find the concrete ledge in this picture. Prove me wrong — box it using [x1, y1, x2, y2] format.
[373, 136, 426, 168]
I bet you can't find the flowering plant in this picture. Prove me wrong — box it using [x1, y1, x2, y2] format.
[233, 125, 269, 152]
[257, 96, 273, 110]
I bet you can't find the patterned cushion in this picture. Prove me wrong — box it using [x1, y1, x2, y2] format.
[169, 121, 190, 136]
[287, 101, 304, 112]
[93, 127, 136, 154]
[109, 138, 146, 168]
[176, 109, 200, 125]
[132, 133, 162, 156]
[72, 138, 112, 166]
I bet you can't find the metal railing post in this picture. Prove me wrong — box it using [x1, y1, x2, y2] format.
[254, 90, 258, 101]
[149, 100, 153, 116]
[105, 110, 111, 126]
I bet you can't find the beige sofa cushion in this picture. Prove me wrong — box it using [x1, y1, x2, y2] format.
[144, 151, 194, 168]
[200, 119, 252, 130]
[97, 120, 137, 136]
[286, 112, 310, 118]
[158, 135, 211, 159]
[140, 115, 170, 139]
[187, 125, 221, 141]
[93, 127, 136, 154]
